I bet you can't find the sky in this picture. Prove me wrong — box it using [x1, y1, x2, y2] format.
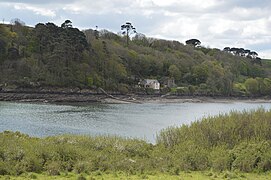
[0, 0, 271, 58]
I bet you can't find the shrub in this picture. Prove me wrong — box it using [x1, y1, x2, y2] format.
[232, 83, 247, 96]
[188, 85, 196, 95]
[19, 155, 43, 173]
[209, 146, 231, 171]
[77, 174, 87, 180]
[74, 161, 93, 174]
[176, 87, 189, 95]
[45, 162, 61, 176]
[118, 84, 129, 94]
[244, 78, 259, 95]
[28, 173, 37, 179]
[0, 161, 8, 175]
[231, 141, 271, 172]
[175, 141, 209, 171]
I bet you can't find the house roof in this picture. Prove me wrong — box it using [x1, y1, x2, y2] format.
[141, 79, 159, 84]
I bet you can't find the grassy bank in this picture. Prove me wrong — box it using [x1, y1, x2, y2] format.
[2, 171, 271, 180]
[1, 109, 271, 178]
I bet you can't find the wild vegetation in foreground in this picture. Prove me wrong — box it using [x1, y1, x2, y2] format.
[2, 171, 271, 180]
[1, 109, 271, 179]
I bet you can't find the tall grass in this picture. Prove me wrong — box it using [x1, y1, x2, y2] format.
[157, 108, 271, 148]
[157, 108, 271, 172]
[1, 108, 271, 176]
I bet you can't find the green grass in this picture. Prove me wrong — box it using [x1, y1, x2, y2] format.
[2, 171, 271, 180]
[1, 109, 271, 178]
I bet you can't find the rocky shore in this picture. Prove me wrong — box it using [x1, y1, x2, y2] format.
[0, 89, 271, 104]
[0, 91, 103, 103]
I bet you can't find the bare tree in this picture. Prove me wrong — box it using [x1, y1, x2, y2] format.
[10, 18, 25, 26]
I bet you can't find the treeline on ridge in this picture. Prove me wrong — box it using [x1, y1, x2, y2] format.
[0, 19, 270, 97]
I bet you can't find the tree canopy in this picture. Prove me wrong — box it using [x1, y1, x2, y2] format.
[185, 39, 201, 47]
[223, 47, 261, 65]
[0, 20, 269, 97]
[120, 22, 137, 47]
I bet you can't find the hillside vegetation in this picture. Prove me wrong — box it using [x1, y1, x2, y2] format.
[1, 109, 271, 178]
[1, 20, 271, 96]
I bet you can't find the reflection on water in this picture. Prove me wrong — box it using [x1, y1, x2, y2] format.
[0, 101, 271, 143]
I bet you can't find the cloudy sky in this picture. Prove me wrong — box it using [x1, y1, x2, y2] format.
[1, 0, 271, 58]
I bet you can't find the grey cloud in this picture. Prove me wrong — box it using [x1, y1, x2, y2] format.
[0, 0, 76, 4]
[226, 0, 271, 8]
[58, 9, 168, 36]
[247, 42, 271, 52]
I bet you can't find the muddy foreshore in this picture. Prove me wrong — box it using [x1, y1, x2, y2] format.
[1, 89, 271, 104]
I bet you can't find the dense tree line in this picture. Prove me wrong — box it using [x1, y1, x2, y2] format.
[0, 20, 92, 88]
[0, 20, 270, 96]
[223, 47, 262, 66]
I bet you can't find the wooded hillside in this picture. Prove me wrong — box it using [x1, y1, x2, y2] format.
[0, 20, 270, 96]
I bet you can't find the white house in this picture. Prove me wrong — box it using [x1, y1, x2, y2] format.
[139, 79, 160, 90]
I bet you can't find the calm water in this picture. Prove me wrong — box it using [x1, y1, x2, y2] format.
[1, 101, 271, 143]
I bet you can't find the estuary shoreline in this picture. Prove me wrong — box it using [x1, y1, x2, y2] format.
[1, 90, 271, 104]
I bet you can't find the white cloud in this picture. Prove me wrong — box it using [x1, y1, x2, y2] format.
[134, 0, 155, 8]
[13, 3, 56, 17]
[260, 49, 271, 59]
[152, 0, 216, 9]
[150, 17, 199, 40]
[242, 19, 269, 36]
[152, 0, 177, 7]
[208, 20, 235, 34]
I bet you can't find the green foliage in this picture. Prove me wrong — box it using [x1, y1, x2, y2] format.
[195, 83, 210, 95]
[45, 162, 61, 176]
[191, 64, 209, 85]
[231, 141, 271, 172]
[1, 109, 271, 177]
[244, 78, 259, 95]
[0, 22, 270, 96]
[86, 76, 93, 87]
[232, 83, 247, 96]
[209, 146, 231, 171]
[232, 77, 271, 96]
[262, 78, 271, 95]
[3, 171, 271, 179]
[157, 109, 271, 172]
[176, 87, 189, 95]
[117, 83, 129, 94]
[168, 65, 181, 81]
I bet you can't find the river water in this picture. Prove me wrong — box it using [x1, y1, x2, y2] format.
[0, 101, 271, 143]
